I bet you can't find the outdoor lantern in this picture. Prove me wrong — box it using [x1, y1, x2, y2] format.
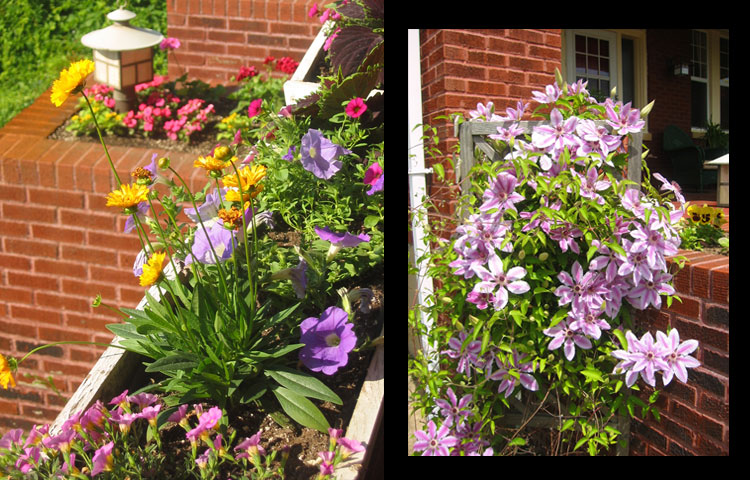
[81, 7, 163, 112]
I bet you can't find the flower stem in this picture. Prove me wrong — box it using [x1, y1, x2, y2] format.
[82, 92, 123, 186]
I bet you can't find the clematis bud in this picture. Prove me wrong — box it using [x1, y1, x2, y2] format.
[538, 252, 549, 261]
[157, 157, 170, 169]
[640, 99, 655, 118]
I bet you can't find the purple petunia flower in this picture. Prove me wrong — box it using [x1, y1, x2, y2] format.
[412, 420, 458, 456]
[315, 226, 370, 262]
[543, 319, 592, 361]
[299, 306, 356, 375]
[300, 129, 351, 180]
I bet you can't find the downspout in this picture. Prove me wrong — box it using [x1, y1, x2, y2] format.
[407, 29, 437, 369]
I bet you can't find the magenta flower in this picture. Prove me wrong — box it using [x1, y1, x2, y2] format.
[300, 129, 351, 180]
[656, 329, 700, 385]
[479, 171, 525, 213]
[531, 83, 562, 104]
[236, 65, 258, 81]
[91, 441, 114, 475]
[531, 108, 579, 158]
[363, 162, 383, 195]
[487, 351, 539, 397]
[186, 406, 223, 443]
[617, 238, 653, 286]
[471, 254, 530, 310]
[653, 172, 685, 204]
[442, 330, 482, 376]
[613, 331, 669, 387]
[626, 271, 675, 310]
[412, 420, 458, 456]
[434, 387, 473, 426]
[159, 37, 181, 50]
[543, 319, 592, 361]
[247, 98, 262, 118]
[605, 100, 645, 135]
[554, 261, 602, 314]
[235, 431, 267, 461]
[345, 97, 368, 118]
[299, 306, 357, 375]
[629, 217, 678, 270]
[575, 118, 621, 159]
[567, 306, 611, 340]
[575, 166, 611, 205]
[549, 222, 582, 254]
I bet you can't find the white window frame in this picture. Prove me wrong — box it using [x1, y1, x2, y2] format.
[562, 29, 649, 136]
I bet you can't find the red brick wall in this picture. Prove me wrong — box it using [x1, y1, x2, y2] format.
[166, 0, 321, 84]
[0, 89, 197, 432]
[630, 250, 729, 455]
[419, 29, 562, 223]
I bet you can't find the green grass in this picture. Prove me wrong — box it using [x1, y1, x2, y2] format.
[0, 0, 167, 128]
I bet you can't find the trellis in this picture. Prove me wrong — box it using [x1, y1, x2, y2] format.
[456, 120, 643, 209]
[453, 119, 643, 456]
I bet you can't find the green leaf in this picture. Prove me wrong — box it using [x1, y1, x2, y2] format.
[581, 368, 604, 383]
[613, 329, 628, 350]
[265, 366, 342, 404]
[364, 215, 380, 229]
[561, 418, 575, 432]
[145, 353, 198, 373]
[272, 386, 331, 433]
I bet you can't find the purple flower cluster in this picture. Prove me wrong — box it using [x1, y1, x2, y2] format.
[447, 79, 695, 379]
[412, 387, 493, 456]
[612, 329, 700, 387]
[442, 329, 538, 398]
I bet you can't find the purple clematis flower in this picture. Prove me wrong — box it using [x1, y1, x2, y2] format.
[471, 254, 530, 310]
[605, 100, 645, 135]
[575, 166, 611, 205]
[575, 118, 621, 161]
[554, 260, 606, 314]
[412, 420, 458, 456]
[479, 171, 525, 213]
[434, 387, 473, 427]
[442, 330, 482, 376]
[567, 305, 611, 340]
[656, 329, 700, 385]
[531, 108, 579, 159]
[653, 172, 686, 205]
[299, 306, 356, 375]
[613, 331, 669, 387]
[487, 350, 539, 397]
[629, 217, 678, 271]
[300, 129, 351, 180]
[626, 271, 675, 310]
[543, 319, 592, 361]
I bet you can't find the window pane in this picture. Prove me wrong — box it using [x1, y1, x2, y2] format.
[588, 36, 598, 55]
[621, 38, 635, 106]
[691, 81, 707, 129]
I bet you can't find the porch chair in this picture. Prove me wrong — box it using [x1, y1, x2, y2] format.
[662, 124, 712, 192]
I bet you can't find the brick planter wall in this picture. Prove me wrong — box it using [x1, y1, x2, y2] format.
[166, 0, 321, 84]
[630, 250, 729, 455]
[0, 88, 203, 432]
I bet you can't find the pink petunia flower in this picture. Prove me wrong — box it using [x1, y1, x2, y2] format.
[345, 97, 368, 118]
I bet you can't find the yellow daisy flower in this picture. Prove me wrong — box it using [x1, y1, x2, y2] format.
[139, 251, 167, 287]
[106, 183, 150, 213]
[50, 59, 96, 107]
[222, 164, 267, 202]
[1, 353, 16, 390]
[194, 155, 231, 176]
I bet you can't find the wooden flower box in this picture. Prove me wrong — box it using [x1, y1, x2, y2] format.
[51, 296, 384, 479]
